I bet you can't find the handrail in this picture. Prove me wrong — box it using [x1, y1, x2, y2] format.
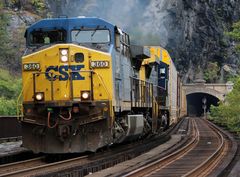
[93, 71, 111, 100]
[69, 70, 111, 100]
[17, 74, 33, 120]
[17, 72, 55, 120]
[93, 71, 113, 125]
[70, 70, 94, 100]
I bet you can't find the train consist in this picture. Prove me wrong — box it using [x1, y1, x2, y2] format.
[20, 17, 186, 153]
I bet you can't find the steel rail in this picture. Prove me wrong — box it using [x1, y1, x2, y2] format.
[122, 118, 231, 177]
[0, 155, 88, 177]
[183, 120, 227, 177]
[0, 156, 45, 175]
[122, 119, 199, 177]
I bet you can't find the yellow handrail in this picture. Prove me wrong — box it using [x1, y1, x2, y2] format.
[16, 74, 32, 120]
[93, 71, 111, 99]
[94, 71, 114, 126]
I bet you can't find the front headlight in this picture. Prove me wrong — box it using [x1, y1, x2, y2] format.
[60, 49, 68, 62]
[81, 91, 90, 100]
[61, 49, 68, 56]
[35, 92, 44, 101]
[61, 55, 68, 62]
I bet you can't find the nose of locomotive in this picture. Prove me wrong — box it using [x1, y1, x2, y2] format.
[22, 44, 112, 103]
[22, 44, 90, 102]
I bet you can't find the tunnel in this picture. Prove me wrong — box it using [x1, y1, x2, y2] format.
[187, 93, 220, 117]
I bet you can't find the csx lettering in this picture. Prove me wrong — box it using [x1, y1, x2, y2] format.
[45, 65, 85, 81]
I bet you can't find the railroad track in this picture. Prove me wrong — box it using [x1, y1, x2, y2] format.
[1, 117, 234, 177]
[0, 115, 236, 177]
[0, 118, 188, 177]
[0, 155, 89, 177]
[0, 134, 170, 177]
[0, 156, 46, 176]
[121, 117, 232, 177]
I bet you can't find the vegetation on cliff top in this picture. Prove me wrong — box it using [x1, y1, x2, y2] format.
[210, 21, 240, 134]
[226, 21, 240, 53]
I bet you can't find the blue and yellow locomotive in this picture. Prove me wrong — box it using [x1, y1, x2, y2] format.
[20, 17, 181, 153]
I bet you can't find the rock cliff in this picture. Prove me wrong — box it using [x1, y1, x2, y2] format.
[141, 0, 240, 83]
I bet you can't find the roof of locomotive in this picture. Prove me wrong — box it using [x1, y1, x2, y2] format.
[26, 17, 115, 33]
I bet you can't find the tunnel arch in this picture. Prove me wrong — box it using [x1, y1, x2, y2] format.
[185, 87, 224, 101]
[186, 92, 220, 117]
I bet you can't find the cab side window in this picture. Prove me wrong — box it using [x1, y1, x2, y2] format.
[115, 27, 130, 57]
[121, 32, 130, 57]
[115, 33, 121, 51]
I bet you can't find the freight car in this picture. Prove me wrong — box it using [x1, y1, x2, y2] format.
[19, 17, 186, 153]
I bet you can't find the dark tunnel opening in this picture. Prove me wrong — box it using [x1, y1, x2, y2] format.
[187, 93, 220, 117]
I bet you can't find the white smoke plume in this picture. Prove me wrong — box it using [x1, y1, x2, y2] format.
[47, 0, 176, 46]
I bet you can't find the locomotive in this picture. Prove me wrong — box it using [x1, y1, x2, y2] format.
[20, 17, 186, 153]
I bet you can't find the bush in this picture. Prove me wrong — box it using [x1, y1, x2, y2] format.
[31, 0, 46, 14]
[0, 98, 17, 115]
[226, 21, 240, 53]
[0, 69, 21, 115]
[210, 77, 240, 134]
[204, 62, 220, 83]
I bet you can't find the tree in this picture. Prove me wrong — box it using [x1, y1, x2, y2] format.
[226, 21, 240, 53]
[204, 62, 220, 83]
[0, 3, 22, 115]
[210, 78, 240, 134]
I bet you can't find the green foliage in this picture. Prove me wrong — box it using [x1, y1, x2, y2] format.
[226, 21, 240, 53]
[0, 5, 8, 41]
[0, 2, 3, 9]
[0, 4, 21, 72]
[3, 0, 48, 16]
[210, 77, 240, 134]
[31, 0, 46, 14]
[204, 62, 220, 83]
[0, 69, 21, 115]
[0, 98, 17, 115]
[0, 3, 23, 116]
[227, 21, 240, 41]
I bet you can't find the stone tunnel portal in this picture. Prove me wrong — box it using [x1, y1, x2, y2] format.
[187, 92, 220, 117]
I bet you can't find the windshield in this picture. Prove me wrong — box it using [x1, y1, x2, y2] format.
[29, 30, 66, 46]
[71, 29, 110, 43]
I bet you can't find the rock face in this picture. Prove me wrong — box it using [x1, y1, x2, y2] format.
[4, 10, 40, 72]
[142, 0, 240, 83]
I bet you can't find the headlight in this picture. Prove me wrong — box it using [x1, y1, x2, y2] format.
[81, 91, 90, 100]
[60, 49, 68, 62]
[61, 49, 68, 56]
[61, 55, 68, 62]
[35, 92, 44, 101]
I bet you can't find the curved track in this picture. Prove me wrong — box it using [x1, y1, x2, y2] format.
[123, 117, 232, 177]
[0, 117, 234, 177]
